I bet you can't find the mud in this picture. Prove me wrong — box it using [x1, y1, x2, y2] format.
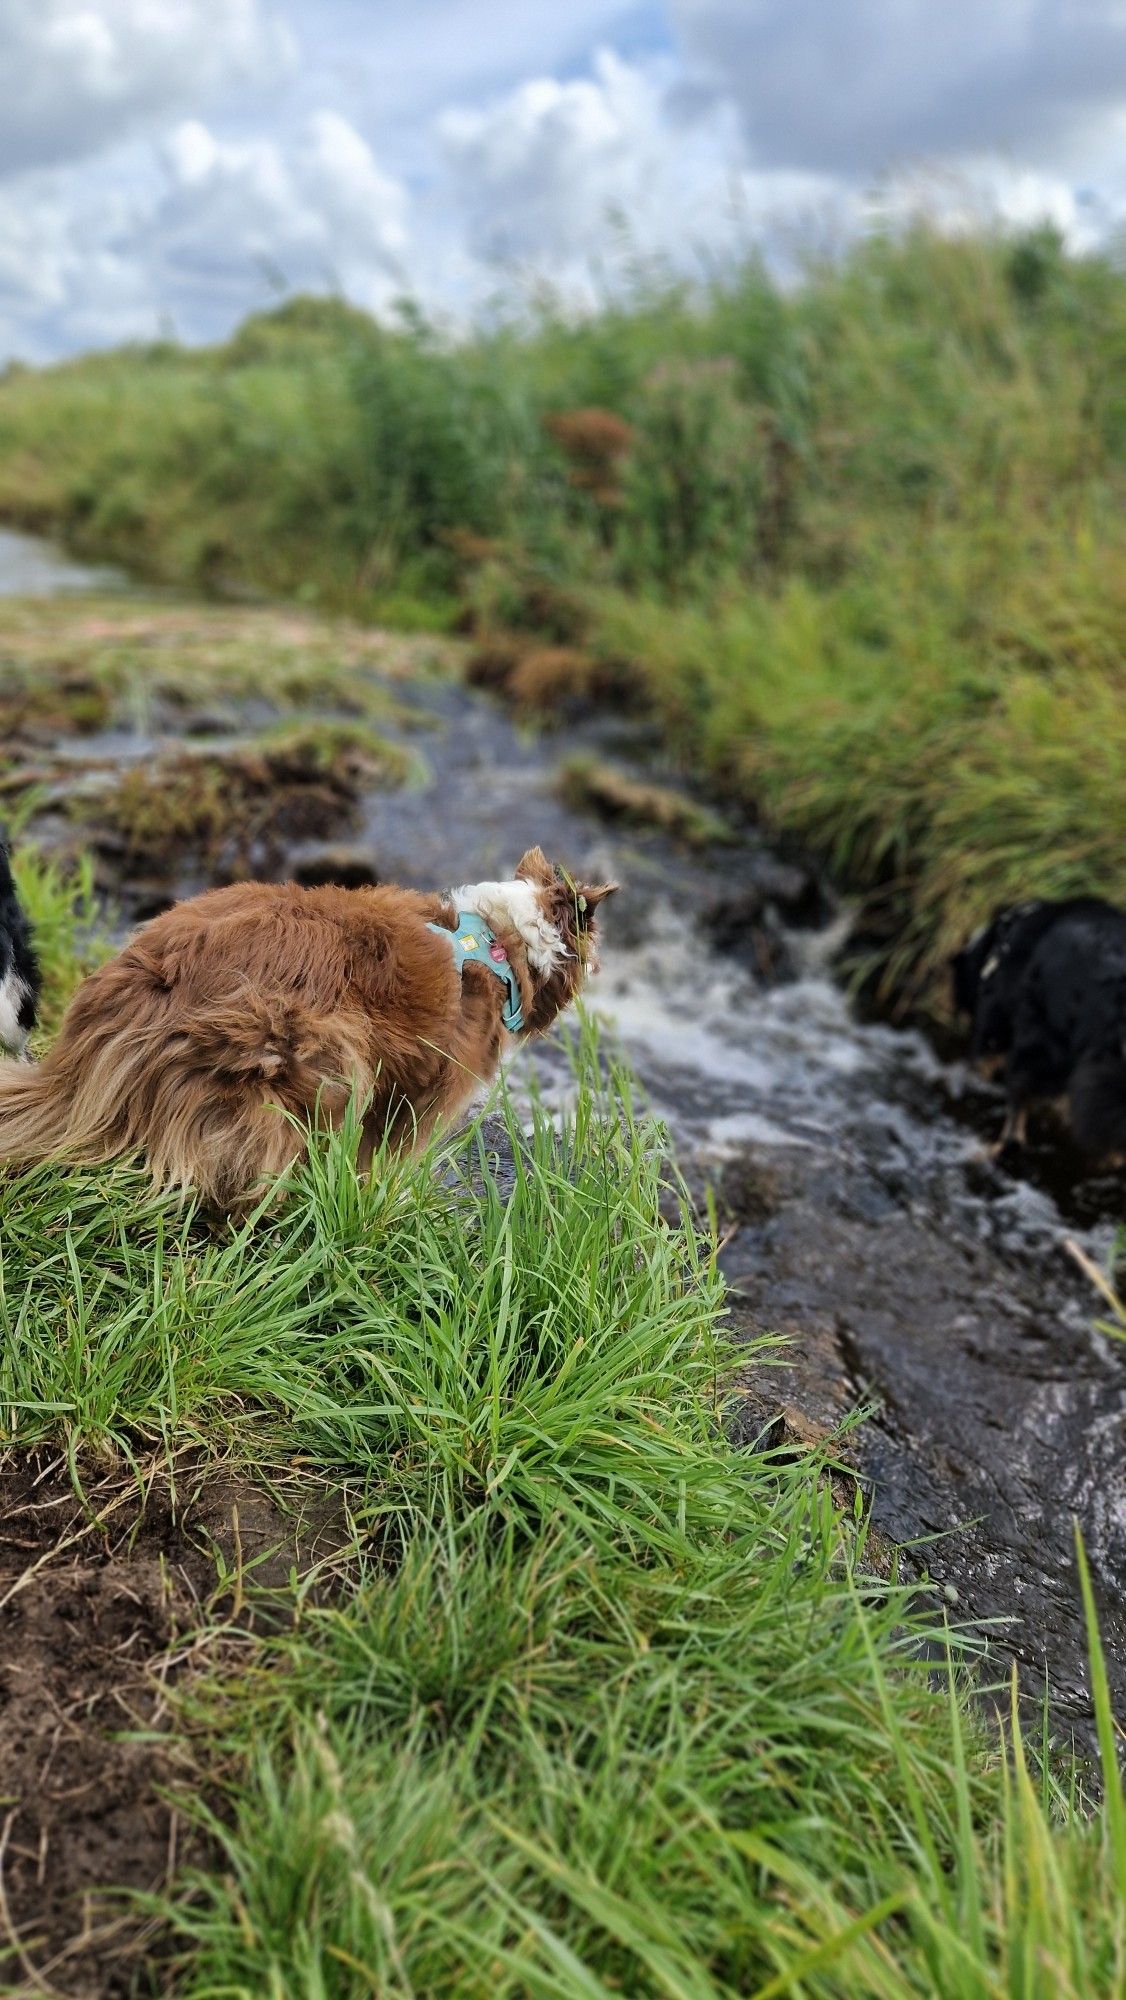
[0, 1452, 347, 1996]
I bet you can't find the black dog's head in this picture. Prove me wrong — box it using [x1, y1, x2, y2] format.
[951, 902, 1047, 1061]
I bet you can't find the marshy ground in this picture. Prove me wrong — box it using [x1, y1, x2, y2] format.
[3, 534, 1126, 1988]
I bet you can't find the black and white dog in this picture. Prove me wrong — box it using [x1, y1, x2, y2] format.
[953, 897, 1126, 1161]
[0, 836, 39, 1060]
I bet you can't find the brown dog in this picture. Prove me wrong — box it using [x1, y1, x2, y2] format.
[0, 847, 615, 1210]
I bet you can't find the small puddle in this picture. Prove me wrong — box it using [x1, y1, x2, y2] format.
[5, 549, 1126, 1739]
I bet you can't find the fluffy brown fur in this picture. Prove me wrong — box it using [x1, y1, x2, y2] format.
[0, 847, 614, 1211]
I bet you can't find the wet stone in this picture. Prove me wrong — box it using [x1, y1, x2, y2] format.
[124, 880, 177, 922]
[699, 889, 797, 981]
[181, 705, 243, 737]
[291, 845, 382, 889]
[439, 1112, 527, 1209]
[746, 854, 828, 926]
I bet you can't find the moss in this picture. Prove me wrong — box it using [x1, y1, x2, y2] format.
[560, 755, 733, 847]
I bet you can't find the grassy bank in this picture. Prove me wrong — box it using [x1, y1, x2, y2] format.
[1, 848, 1125, 1995]
[3, 228, 1126, 992]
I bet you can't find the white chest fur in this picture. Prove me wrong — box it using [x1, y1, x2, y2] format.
[451, 878, 567, 976]
[0, 967, 30, 1058]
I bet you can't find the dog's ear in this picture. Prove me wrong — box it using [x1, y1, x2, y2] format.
[573, 880, 618, 915]
[563, 879, 617, 970]
[515, 846, 555, 888]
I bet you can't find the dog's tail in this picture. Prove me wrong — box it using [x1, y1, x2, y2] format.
[1069, 1052, 1126, 1161]
[0, 951, 169, 1169]
[0, 1060, 70, 1159]
[0, 1036, 128, 1169]
[0, 963, 378, 1207]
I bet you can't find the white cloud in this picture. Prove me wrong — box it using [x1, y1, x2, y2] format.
[438, 51, 673, 262]
[0, 0, 294, 175]
[671, 0, 1126, 175]
[872, 158, 1115, 256]
[436, 48, 824, 279]
[0, 166, 155, 354]
[429, 47, 856, 316]
[146, 113, 408, 329]
[0, 110, 410, 356]
[2, 3, 1126, 362]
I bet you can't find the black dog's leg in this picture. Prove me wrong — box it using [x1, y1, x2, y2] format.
[991, 995, 1073, 1157]
[987, 1103, 1028, 1157]
[1068, 1054, 1126, 1165]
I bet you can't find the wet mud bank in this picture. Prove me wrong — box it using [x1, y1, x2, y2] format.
[0, 1451, 348, 1994]
[3, 544, 1126, 1739]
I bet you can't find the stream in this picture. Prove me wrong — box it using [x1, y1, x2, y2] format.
[4, 525, 1126, 1741]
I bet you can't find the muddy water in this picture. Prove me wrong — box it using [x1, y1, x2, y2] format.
[7, 557, 1126, 1738]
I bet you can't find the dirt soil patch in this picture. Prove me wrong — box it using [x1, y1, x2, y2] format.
[0, 1451, 347, 1998]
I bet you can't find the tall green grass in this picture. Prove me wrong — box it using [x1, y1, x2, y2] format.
[5, 228, 1124, 611]
[3, 227, 1125, 987]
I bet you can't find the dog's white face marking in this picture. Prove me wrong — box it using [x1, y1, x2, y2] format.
[0, 967, 29, 1058]
[980, 953, 1000, 982]
[452, 878, 568, 978]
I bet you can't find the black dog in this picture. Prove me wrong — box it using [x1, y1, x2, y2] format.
[953, 897, 1126, 1160]
[0, 836, 39, 1060]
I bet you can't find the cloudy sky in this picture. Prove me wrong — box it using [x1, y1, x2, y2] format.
[2, 0, 1125, 361]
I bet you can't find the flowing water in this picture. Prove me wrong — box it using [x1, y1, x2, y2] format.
[0, 526, 129, 597]
[4, 539, 1126, 1738]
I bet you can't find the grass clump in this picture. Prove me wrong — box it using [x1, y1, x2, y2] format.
[1, 853, 1126, 1990]
[75, 720, 412, 874]
[9, 839, 109, 1033]
[465, 638, 634, 718]
[561, 753, 734, 846]
[0, 665, 111, 746]
[591, 551, 1126, 1000]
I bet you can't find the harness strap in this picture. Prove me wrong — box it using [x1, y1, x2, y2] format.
[427, 912, 525, 1033]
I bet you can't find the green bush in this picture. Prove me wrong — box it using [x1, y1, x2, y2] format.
[615, 359, 771, 586]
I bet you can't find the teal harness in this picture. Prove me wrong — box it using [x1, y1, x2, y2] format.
[427, 911, 525, 1034]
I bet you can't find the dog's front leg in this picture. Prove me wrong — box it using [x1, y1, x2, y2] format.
[984, 1104, 1028, 1159]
